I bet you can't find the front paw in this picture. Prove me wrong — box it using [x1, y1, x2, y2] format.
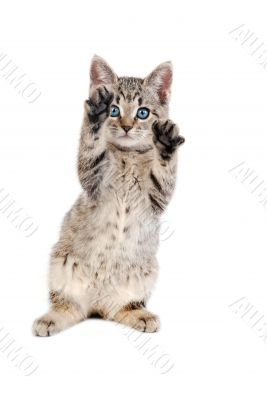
[87, 86, 114, 131]
[152, 119, 185, 159]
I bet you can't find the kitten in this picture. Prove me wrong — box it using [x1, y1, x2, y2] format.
[32, 55, 185, 336]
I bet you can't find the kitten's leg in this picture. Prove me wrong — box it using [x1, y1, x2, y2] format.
[108, 302, 160, 333]
[32, 291, 85, 337]
[78, 85, 114, 200]
[148, 119, 185, 214]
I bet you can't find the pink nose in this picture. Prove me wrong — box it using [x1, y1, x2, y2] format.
[121, 125, 133, 133]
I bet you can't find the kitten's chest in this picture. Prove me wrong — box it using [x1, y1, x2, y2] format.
[109, 150, 152, 200]
[81, 150, 156, 263]
[99, 148, 155, 235]
[119, 163, 142, 199]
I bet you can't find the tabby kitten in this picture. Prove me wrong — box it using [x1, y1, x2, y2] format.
[33, 55, 184, 336]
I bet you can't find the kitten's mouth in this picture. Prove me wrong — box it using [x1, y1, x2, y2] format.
[119, 133, 133, 140]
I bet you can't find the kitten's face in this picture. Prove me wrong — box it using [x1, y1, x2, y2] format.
[104, 78, 166, 148]
[89, 56, 173, 149]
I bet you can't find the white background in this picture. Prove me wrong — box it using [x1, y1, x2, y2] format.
[0, 0, 267, 398]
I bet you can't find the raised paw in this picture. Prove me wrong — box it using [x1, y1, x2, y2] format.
[87, 86, 114, 129]
[152, 119, 185, 159]
[32, 314, 56, 337]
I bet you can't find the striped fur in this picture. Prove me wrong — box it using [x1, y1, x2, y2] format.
[32, 55, 184, 336]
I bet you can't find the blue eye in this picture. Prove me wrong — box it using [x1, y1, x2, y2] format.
[110, 105, 120, 117]
[136, 107, 150, 120]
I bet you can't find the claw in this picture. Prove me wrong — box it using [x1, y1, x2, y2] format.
[177, 135, 185, 146]
[163, 120, 169, 130]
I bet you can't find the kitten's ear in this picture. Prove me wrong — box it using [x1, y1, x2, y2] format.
[144, 61, 173, 104]
[90, 55, 117, 86]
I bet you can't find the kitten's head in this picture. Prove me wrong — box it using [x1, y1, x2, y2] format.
[88, 55, 173, 149]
